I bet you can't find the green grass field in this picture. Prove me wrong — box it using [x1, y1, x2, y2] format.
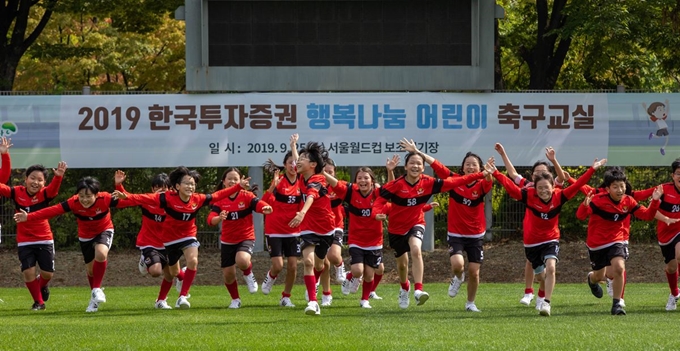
[0, 283, 677, 350]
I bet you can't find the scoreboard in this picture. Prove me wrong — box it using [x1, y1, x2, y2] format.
[185, 0, 496, 91]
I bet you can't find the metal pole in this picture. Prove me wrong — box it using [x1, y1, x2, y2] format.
[423, 167, 435, 252]
[249, 166, 265, 252]
[484, 190, 493, 241]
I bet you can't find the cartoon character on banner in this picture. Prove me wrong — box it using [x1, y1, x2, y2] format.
[643, 99, 671, 156]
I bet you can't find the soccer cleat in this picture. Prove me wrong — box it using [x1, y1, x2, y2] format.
[611, 303, 626, 315]
[587, 272, 603, 298]
[398, 285, 410, 309]
[176, 295, 191, 309]
[360, 299, 372, 309]
[661, 148, 666, 156]
[31, 302, 46, 311]
[606, 278, 614, 298]
[666, 293, 679, 311]
[304, 301, 320, 316]
[341, 278, 352, 295]
[335, 264, 347, 284]
[465, 302, 481, 312]
[535, 297, 545, 311]
[174, 267, 187, 293]
[369, 291, 383, 300]
[279, 297, 295, 308]
[414, 290, 429, 306]
[155, 299, 172, 310]
[244, 272, 259, 294]
[350, 277, 361, 294]
[91, 288, 106, 303]
[520, 293, 534, 306]
[261, 272, 277, 295]
[41, 286, 50, 302]
[539, 301, 551, 317]
[448, 273, 465, 298]
[649, 132, 654, 140]
[229, 298, 242, 309]
[321, 294, 333, 307]
[138, 253, 147, 275]
[86, 299, 99, 313]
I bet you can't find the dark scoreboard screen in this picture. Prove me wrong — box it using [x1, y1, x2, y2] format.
[208, 1, 472, 67]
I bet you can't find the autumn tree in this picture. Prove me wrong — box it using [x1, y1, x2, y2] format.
[13, 0, 185, 91]
[0, 0, 58, 91]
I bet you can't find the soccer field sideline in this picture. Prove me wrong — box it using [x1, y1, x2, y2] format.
[0, 283, 677, 350]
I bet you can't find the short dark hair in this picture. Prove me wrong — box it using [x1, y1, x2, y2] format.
[672, 158, 680, 174]
[169, 166, 201, 190]
[76, 177, 101, 195]
[596, 166, 632, 195]
[25, 164, 48, 179]
[533, 172, 554, 186]
[404, 152, 423, 166]
[299, 141, 328, 174]
[602, 167, 627, 188]
[151, 173, 170, 189]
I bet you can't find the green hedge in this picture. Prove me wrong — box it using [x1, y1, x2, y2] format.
[1, 165, 671, 248]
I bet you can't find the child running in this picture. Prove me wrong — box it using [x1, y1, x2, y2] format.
[374, 138, 494, 308]
[208, 168, 272, 309]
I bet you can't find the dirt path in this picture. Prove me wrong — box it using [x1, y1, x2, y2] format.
[0, 241, 666, 288]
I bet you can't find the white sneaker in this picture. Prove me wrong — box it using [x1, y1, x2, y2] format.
[261, 272, 277, 295]
[85, 299, 99, 313]
[539, 301, 551, 316]
[304, 283, 319, 302]
[398, 285, 410, 309]
[350, 276, 361, 294]
[155, 299, 172, 310]
[665, 293, 679, 311]
[465, 302, 481, 312]
[414, 290, 430, 306]
[279, 297, 295, 308]
[91, 288, 106, 303]
[229, 298, 241, 309]
[520, 293, 534, 306]
[369, 291, 383, 300]
[448, 274, 464, 298]
[138, 253, 147, 275]
[321, 294, 333, 307]
[176, 295, 190, 309]
[606, 278, 614, 297]
[619, 298, 626, 308]
[304, 301, 320, 315]
[244, 272, 259, 294]
[360, 299, 372, 309]
[174, 267, 187, 293]
[335, 264, 347, 284]
[341, 278, 352, 295]
[535, 297, 545, 311]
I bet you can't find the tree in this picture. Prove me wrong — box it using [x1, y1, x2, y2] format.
[498, 0, 680, 91]
[0, 0, 58, 91]
[13, 2, 186, 92]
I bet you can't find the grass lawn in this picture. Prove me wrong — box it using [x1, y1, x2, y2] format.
[0, 283, 676, 350]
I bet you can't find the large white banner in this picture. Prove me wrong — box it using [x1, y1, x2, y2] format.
[51, 93, 608, 168]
